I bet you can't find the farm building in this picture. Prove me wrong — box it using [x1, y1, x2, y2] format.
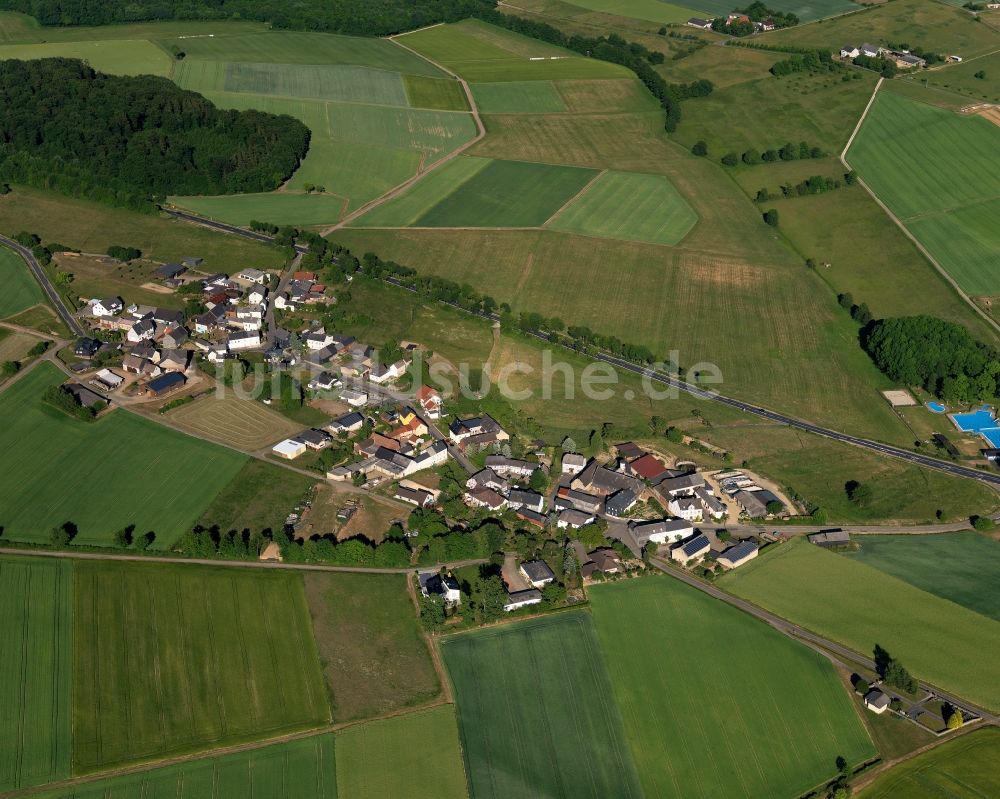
[629, 518, 693, 547]
[504, 588, 543, 612]
[272, 438, 307, 460]
[864, 689, 891, 714]
[605, 488, 638, 517]
[561, 452, 587, 474]
[735, 490, 768, 519]
[396, 486, 435, 507]
[144, 372, 185, 397]
[717, 541, 759, 569]
[808, 530, 851, 547]
[670, 534, 711, 564]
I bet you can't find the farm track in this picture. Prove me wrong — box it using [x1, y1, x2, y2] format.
[841, 79, 1000, 337]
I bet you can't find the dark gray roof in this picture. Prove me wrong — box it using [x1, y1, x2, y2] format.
[146, 372, 185, 393]
[520, 560, 555, 582]
[505, 588, 542, 605]
[605, 488, 637, 514]
[680, 534, 711, 557]
[720, 541, 758, 563]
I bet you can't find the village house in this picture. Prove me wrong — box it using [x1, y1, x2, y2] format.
[327, 411, 365, 434]
[561, 453, 587, 475]
[465, 487, 508, 511]
[604, 488, 638, 517]
[484, 455, 536, 480]
[466, 468, 508, 493]
[228, 330, 261, 351]
[415, 384, 443, 419]
[298, 428, 332, 450]
[557, 509, 594, 530]
[686, 17, 713, 29]
[395, 486, 435, 508]
[572, 461, 642, 497]
[669, 495, 705, 522]
[419, 570, 461, 605]
[91, 297, 123, 317]
[555, 486, 603, 515]
[581, 548, 622, 579]
[629, 453, 669, 482]
[657, 472, 705, 498]
[519, 559, 555, 588]
[161, 326, 188, 349]
[340, 388, 369, 407]
[507, 489, 545, 514]
[630, 518, 694, 548]
[840, 44, 861, 58]
[127, 318, 156, 343]
[309, 372, 340, 392]
[74, 337, 101, 358]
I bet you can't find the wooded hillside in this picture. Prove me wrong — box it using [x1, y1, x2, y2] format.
[0, 58, 310, 209]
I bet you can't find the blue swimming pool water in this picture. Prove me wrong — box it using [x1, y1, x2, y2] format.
[981, 428, 1000, 448]
[951, 407, 996, 432]
[927, 401, 946, 413]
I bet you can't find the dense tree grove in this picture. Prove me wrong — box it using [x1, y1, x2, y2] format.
[473, 9, 712, 132]
[0, 59, 310, 209]
[864, 316, 1000, 403]
[0, 0, 494, 36]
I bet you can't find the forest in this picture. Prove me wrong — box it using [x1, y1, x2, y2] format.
[0, 0, 495, 36]
[864, 316, 1000, 404]
[0, 58, 309, 210]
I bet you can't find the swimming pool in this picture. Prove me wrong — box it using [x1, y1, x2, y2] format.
[927, 401, 946, 414]
[951, 407, 995, 432]
[982, 428, 1000, 448]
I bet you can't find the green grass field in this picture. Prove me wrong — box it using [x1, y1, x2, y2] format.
[303, 573, 440, 723]
[335, 707, 468, 799]
[195, 460, 315, 534]
[553, 0, 703, 23]
[766, 0, 1000, 58]
[416, 158, 597, 227]
[161, 29, 443, 75]
[847, 91, 1000, 296]
[719, 538, 1000, 712]
[0, 39, 172, 75]
[441, 612, 643, 799]
[846, 532, 1000, 622]
[552, 78, 659, 112]
[590, 577, 875, 799]
[0, 186, 278, 274]
[859, 726, 1000, 798]
[548, 169, 698, 245]
[175, 59, 411, 105]
[404, 74, 470, 111]
[325, 103, 476, 155]
[399, 19, 632, 82]
[73, 561, 329, 771]
[918, 52, 1000, 104]
[694, 0, 859, 22]
[0, 363, 247, 547]
[36, 735, 339, 798]
[471, 80, 567, 113]
[167, 192, 351, 226]
[0, 557, 72, 793]
[0, 244, 46, 318]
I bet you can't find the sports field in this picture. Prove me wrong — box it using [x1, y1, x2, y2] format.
[0, 363, 247, 547]
[335, 707, 468, 799]
[0, 245, 46, 318]
[719, 539, 1000, 712]
[846, 532, 1000, 622]
[859, 726, 1000, 798]
[548, 169, 698, 245]
[848, 91, 1000, 296]
[0, 39, 172, 75]
[304, 573, 441, 723]
[166, 395, 302, 450]
[0, 557, 72, 793]
[590, 578, 874, 799]
[73, 561, 329, 770]
[399, 19, 632, 82]
[35, 735, 339, 798]
[441, 612, 643, 799]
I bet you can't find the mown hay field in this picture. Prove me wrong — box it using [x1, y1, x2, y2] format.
[165, 395, 302, 450]
[471, 80, 567, 113]
[303, 572, 441, 723]
[590, 578, 875, 799]
[846, 532, 1000, 622]
[35, 735, 338, 798]
[0, 245, 45, 318]
[847, 91, 1000, 295]
[160, 29, 444, 75]
[399, 19, 632, 82]
[719, 538, 1000, 712]
[441, 612, 643, 799]
[0, 364, 247, 547]
[335, 707, 468, 799]
[73, 561, 330, 771]
[0, 557, 72, 793]
[859, 726, 1000, 799]
[548, 168, 697, 245]
[0, 39, 172, 75]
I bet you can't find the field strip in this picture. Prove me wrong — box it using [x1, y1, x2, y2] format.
[540, 168, 607, 227]
[901, 193, 1000, 222]
[843, 79, 1000, 337]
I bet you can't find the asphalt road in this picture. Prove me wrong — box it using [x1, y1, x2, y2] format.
[155, 209, 1000, 490]
[0, 233, 84, 337]
[649, 556, 998, 724]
